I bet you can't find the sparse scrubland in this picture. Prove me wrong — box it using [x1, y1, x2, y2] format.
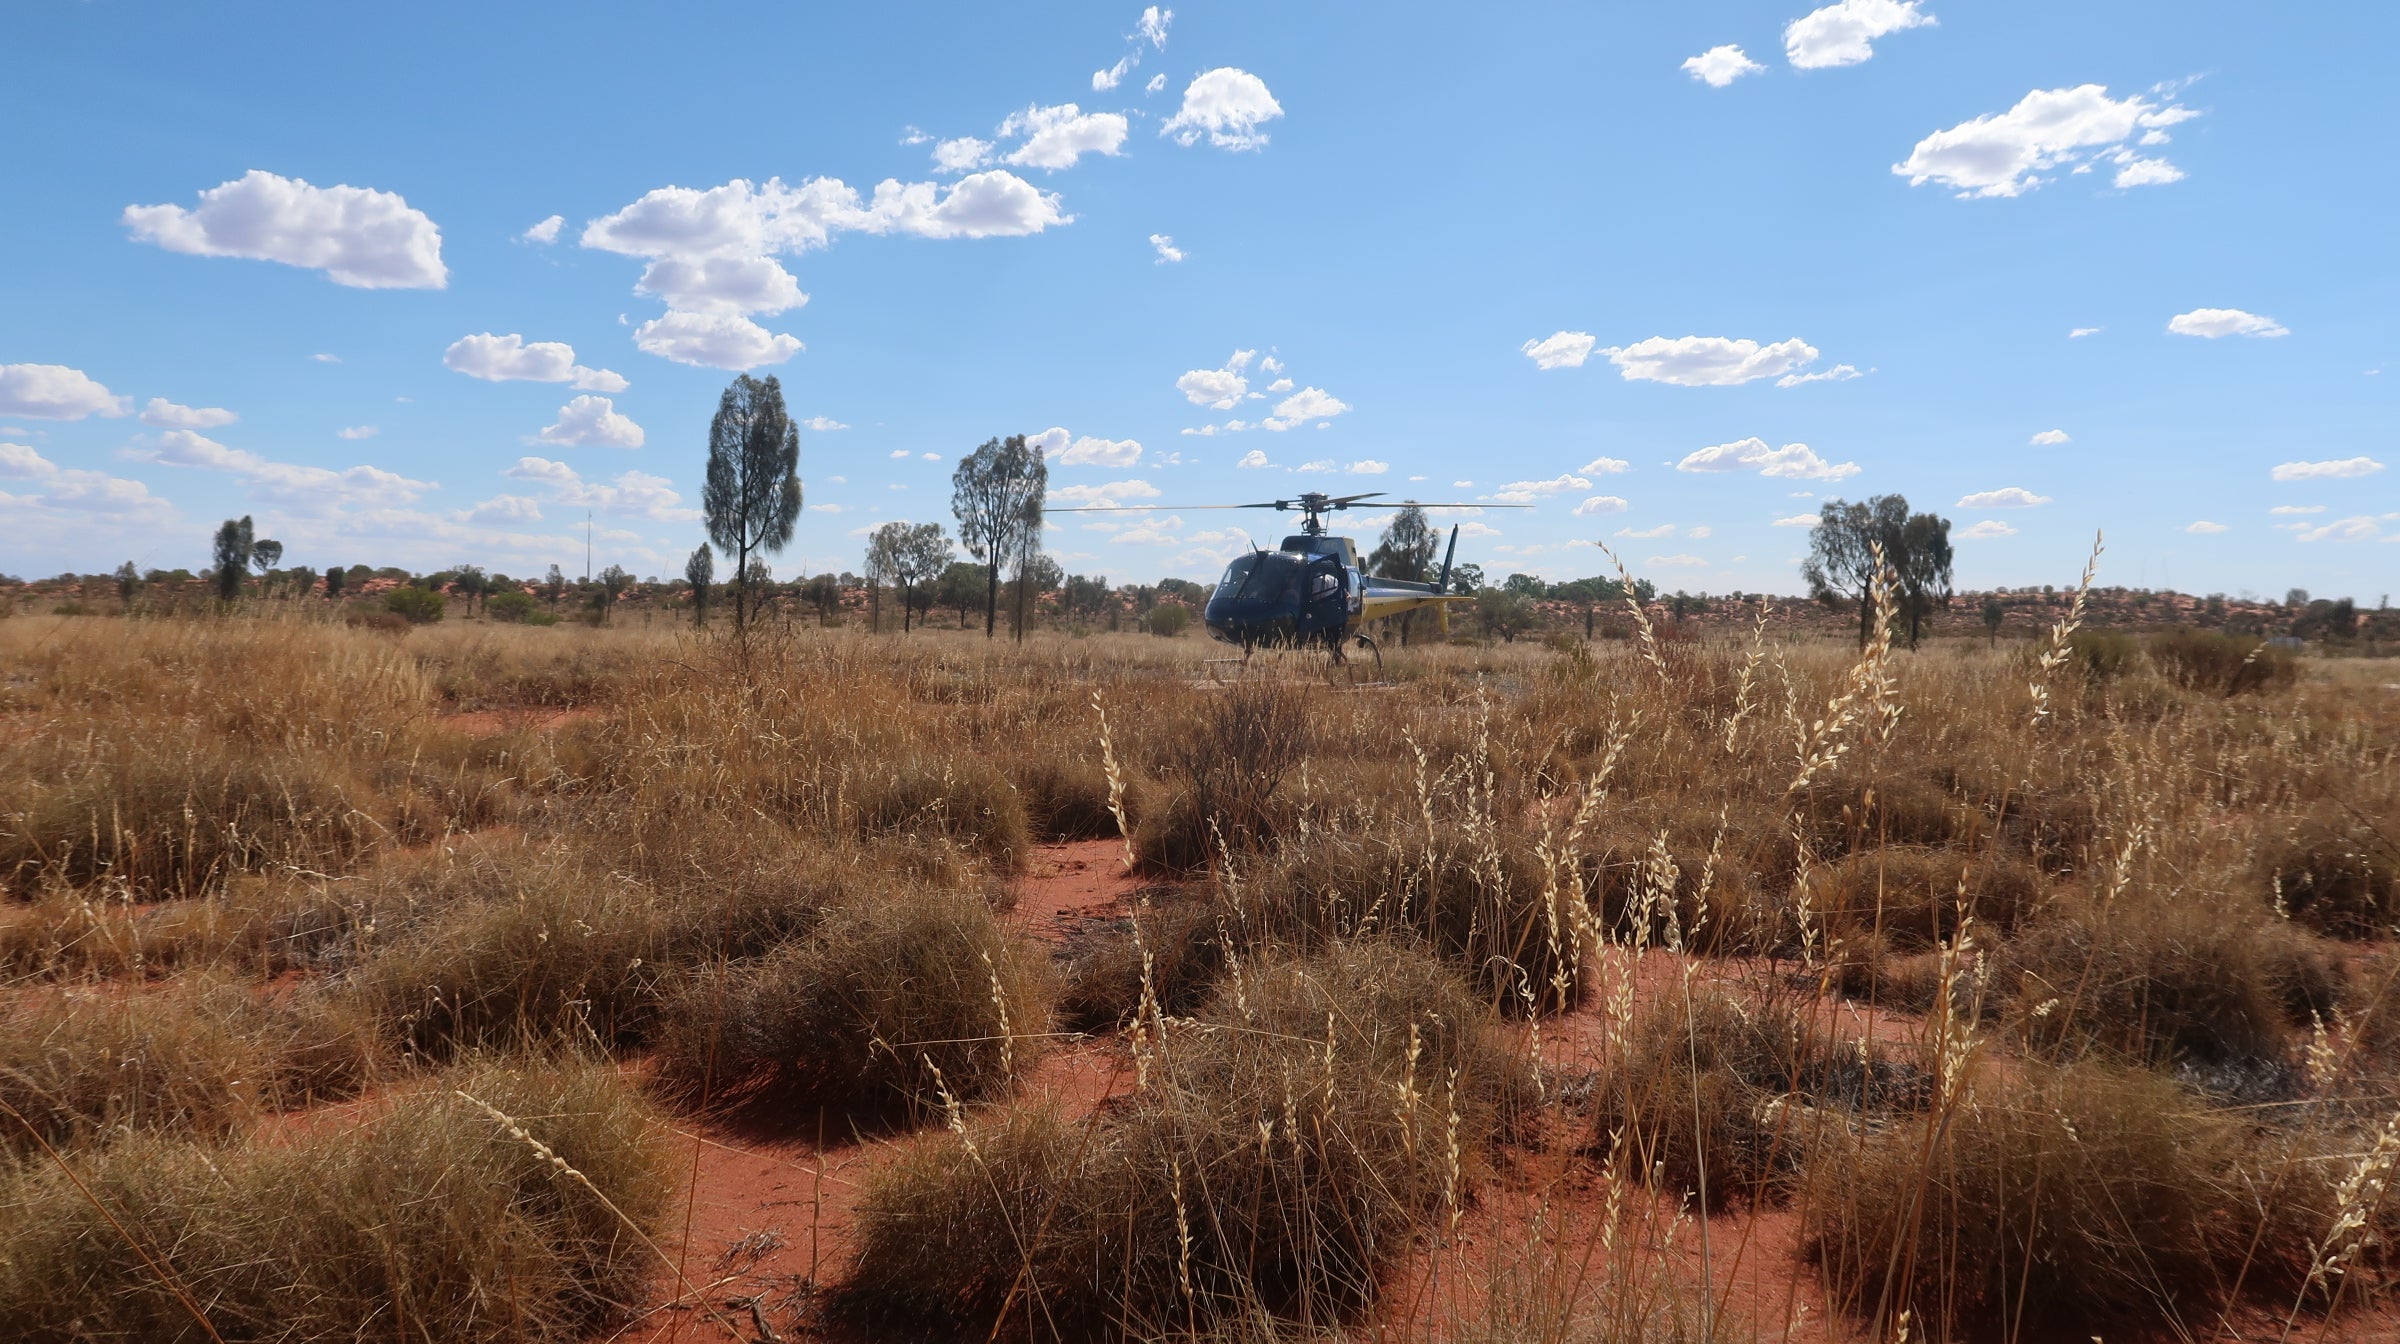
[1, 591, 2396, 1342]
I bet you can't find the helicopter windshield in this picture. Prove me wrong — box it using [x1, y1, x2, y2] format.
[1216, 553, 1261, 591]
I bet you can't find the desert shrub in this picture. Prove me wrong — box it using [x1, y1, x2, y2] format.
[0, 980, 377, 1154]
[383, 584, 447, 623]
[2149, 626, 2297, 696]
[1144, 602, 1191, 637]
[2064, 629, 2141, 683]
[1793, 769, 1963, 856]
[343, 604, 413, 633]
[651, 884, 1052, 1118]
[1811, 845, 2043, 951]
[1589, 984, 1919, 1210]
[1010, 755, 1120, 842]
[2261, 803, 2400, 939]
[1133, 683, 1310, 871]
[1057, 886, 1229, 1030]
[845, 941, 1522, 1336]
[851, 754, 1029, 868]
[2006, 889, 2340, 1070]
[0, 1062, 672, 1343]
[486, 589, 538, 623]
[0, 732, 381, 897]
[1238, 827, 1588, 1014]
[347, 842, 872, 1057]
[1805, 1062, 2243, 1335]
[1583, 805, 1802, 955]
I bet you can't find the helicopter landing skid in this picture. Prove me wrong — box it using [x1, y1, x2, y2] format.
[1325, 633, 1383, 687]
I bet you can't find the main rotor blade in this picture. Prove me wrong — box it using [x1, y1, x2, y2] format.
[1048, 504, 1270, 513]
[1389, 501, 1533, 509]
[1328, 492, 1386, 506]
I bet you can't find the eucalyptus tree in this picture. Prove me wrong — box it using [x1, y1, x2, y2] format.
[683, 544, 714, 626]
[702, 374, 804, 637]
[950, 434, 1046, 639]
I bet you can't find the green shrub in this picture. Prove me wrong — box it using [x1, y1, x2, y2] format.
[485, 590, 538, 623]
[1144, 602, 1192, 637]
[383, 585, 447, 623]
[2148, 626, 2296, 696]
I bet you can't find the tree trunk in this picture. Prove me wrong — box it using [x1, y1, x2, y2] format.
[984, 562, 998, 638]
[1856, 585, 1872, 648]
[901, 584, 912, 633]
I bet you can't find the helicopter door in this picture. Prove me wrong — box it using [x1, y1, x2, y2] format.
[1303, 558, 1346, 632]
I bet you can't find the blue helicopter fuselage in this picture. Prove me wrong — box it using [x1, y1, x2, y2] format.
[1202, 536, 1358, 647]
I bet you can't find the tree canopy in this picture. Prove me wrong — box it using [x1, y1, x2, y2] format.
[702, 374, 803, 635]
[950, 435, 1046, 639]
[864, 521, 954, 633]
[1800, 494, 1954, 647]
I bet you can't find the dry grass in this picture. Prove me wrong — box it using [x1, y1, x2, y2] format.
[845, 941, 1524, 1337]
[1588, 982, 1921, 1210]
[651, 881, 1054, 1117]
[0, 595, 2395, 1341]
[0, 978, 375, 1151]
[1805, 1061, 2246, 1335]
[0, 1060, 672, 1343]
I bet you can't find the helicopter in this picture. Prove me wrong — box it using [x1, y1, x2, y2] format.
[1050, 490, 1526, 671]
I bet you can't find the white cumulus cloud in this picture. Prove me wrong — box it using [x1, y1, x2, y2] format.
[632, 312, 802, 370]
[1492, 473, 1592, 504]
[501, 456, 695, 522]
[2029, 429, 2071, 445]
[2185, 520, 2228, 534]
[0, 364, 132, 420]
[802, 416, 849, 432]
[1177, 363, 1248, 409]
[1053, 432, 1143, 467]
[1603, 336, 1821, 386]
[536, 395, 645, 449]
[1772, 513, 1817, 527]
[522, 215, 564, 244]
[123, 170, 447, 288]
[1150, 233, 1184, 264]
[2168, 307, 2288, 339]
[444, 333, 628, 391]
[1348, 460, 1388, 475]
[130, 429, 435, 514]
[335, 425, 377, 440]
[1139, 6, 1172, 47]
[1958, 520, 2017, 539]
[1237, 450, 1271, 469]
[1776, 364, 1862, 387]
[1676, 437, 1859, 481]
[1052, 479, 1162, 507]
[1272, 387, 1349, 424]
[1894, 85, 2197, 198]
[1573, 496, 1630, 516]
[1521, 331, 1598, 370]
[140, 398, 237, 429]
[1162, 69, 1284, 150]
[1580, 456, 1630, 475]
[999, 104, 1130, 171]
[2272, 456, 2382, 481]
[1957, 486, 2051, 508]
[635, 255, 807, 317]
[1683, 44, 1766, 86]
[1785, 0, 1935, 69]
[2296, 516, 2380, 543]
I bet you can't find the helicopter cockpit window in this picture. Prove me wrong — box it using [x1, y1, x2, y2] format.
[1217, 554, 1260, 591]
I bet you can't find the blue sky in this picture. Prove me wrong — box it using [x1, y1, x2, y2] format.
[3, 1, 2393, 598]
